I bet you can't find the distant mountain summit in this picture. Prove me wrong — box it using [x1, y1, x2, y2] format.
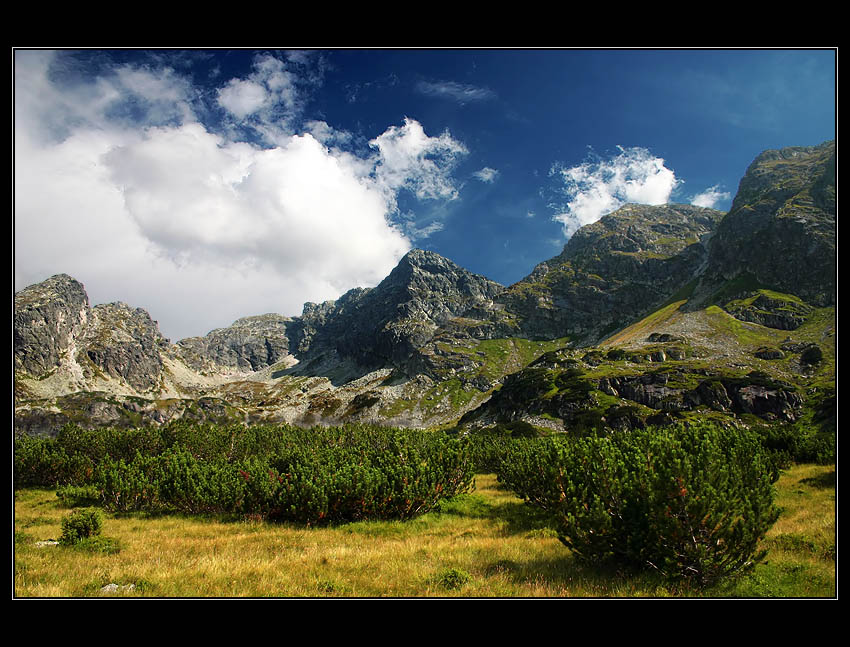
[697, 140, 836, 307]
[284, 248, 504, 380]
[14, 141, 836, 435]
[497, 203, 725, 343]
[176, 313, 295, 374]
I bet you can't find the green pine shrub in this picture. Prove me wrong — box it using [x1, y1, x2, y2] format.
[496, 422, 781, 586]
[756, 423, 836, 467]
[86, 423, 474, 524]
[60, 507, 103, 545]
[56, 485, 101, 507]
[14, 434, 91, 488]
[436, 567, 472, 589]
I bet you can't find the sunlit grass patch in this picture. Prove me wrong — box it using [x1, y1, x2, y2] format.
[14, 466, 834, 598]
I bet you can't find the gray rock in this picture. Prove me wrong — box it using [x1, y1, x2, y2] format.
[647, 333, 684, 343]
[100, 583, 136, 594]
[754, 347, 786, 360]
[14, 274, 90, 377]
[497, 204, 725, 343]
[82, 302, 167, 392]
[177, 313, 293, 372]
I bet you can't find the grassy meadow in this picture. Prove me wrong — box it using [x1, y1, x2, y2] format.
[14, 465, 835, 598]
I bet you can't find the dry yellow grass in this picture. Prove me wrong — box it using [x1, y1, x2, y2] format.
[601, 300, 687, 347]
[14, 467, 836, 598]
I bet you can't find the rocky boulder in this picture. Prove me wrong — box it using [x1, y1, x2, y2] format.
[177, 313, 293, 373]
[14, 274, 90, 377]
[82, 303, 168, 392]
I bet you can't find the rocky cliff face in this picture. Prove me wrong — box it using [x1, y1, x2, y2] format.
[699, 140, 836, 307]
[14, 274, 90, 377]
[81, 302, 168, 392]
[496, 204, 724, 342]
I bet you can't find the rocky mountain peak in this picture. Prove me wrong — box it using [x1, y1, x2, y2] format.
[498, 203, 725, 342]
[699, 140, 835, 307]
[288, 249, 504, 376]
[382, 248, 502, 303]
[14, 273, 88, 308]
[561, 203, 724, 262]
[13, 141, 836, 436]
[14, 274, 91, 377]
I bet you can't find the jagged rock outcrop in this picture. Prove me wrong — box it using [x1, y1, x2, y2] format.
[699, 140, 836, 307]
[81, 303, 168, 392]
[496, 204, 725, 342]
[288, 249, 504, 376]
[723, 291, 814, 330]
[176, 313, 293, 373]
[461, 352, 805, 429]
[14, 274, 90, 377]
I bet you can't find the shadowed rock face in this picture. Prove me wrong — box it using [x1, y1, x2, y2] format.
[703, 140, 836, 306]
[497, 204, 725, 342]
[288, 249, 504, 374]
[177, 314, 293, 373]
[82, 303, 167, 392]
[14, 274, 90, 377]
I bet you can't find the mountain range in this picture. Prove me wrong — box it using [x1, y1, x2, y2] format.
[14, 140, 836, 437]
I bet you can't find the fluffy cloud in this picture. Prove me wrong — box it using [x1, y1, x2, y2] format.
[551, 146, 682, 237]
[14, 51, 467, 341]
[369, 117, 468, 205]
[217, 79, 269, 118]
[690, 185, 732, 209]
[402, 219, 445, 241]
[214, 52, 320, 146]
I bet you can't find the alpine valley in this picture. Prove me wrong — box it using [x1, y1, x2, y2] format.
[14, 141, 836, 439]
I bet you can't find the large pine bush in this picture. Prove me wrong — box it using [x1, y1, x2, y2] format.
[497, 422, 780, 586]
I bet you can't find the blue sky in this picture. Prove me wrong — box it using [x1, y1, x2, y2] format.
[14, 48, 836, 341]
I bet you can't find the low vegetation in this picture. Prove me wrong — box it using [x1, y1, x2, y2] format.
[494, 423, 780, 586]
[15, 422, 475, 524]
[14, 420, 835, 597]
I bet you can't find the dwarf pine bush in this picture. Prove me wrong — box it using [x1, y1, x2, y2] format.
[60, 507, 103, 545]
[496, 422, 781, 586]
[84, 423, 474, 523]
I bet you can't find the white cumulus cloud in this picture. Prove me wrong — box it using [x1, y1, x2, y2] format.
[690, 185, 732, 209]
[369, 117, 468, 206]
[550, 146, 682, 237]
[14, 51, 468, 341]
